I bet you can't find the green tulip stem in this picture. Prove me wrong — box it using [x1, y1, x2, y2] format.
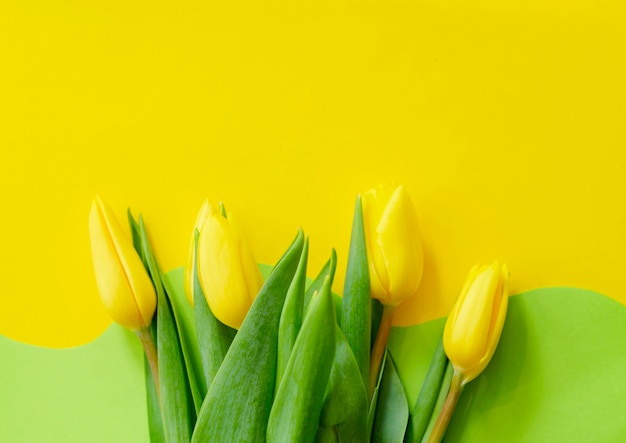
[137, 327, 161, 402]
[369, 304, 395, 397]
[426, 369, 464, 443]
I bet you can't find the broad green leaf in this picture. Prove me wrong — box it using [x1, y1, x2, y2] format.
[267, 275, 336, 442]
[341, 195, 371, 389]
[192, 230, 305, 443]
[276, 236, 309, 388]
[317, 326, 368, 443]
[190, 229, 236, 394]
[405, 338, 448, 443]
[371, 354, 408, 443]
[139, 217, 194, 443]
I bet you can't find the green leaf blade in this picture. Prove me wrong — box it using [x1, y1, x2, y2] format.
[318, 326, 369, 443]
[405, 338, 448, 443]
[268, 275, 337, 443]
[276, 236, 309, 388]
[371, 353, 409, 443]
[341, 196, 371, 391]
[139, 217, 195, 443]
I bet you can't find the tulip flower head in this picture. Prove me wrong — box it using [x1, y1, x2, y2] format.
[88, 196, 157, 331]
[361, 185, 424, 306]
[197, 204, 263, 329]
[443, 261, 509, 384]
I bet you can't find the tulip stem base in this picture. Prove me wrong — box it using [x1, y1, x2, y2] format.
[137, 328, 160, 401]
[427, 369, 464, 443]
[369, 305, 395, 397]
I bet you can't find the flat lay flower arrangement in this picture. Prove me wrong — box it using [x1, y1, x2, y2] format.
[88, 184, 509, 443]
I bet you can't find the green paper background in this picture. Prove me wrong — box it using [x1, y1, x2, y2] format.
[1, 270, 625, 442]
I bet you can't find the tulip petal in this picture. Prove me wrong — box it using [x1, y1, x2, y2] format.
[376, 186, 423, 304]
[89, 197, 155, 330]
[445, 264, 499, 372]
[467, 265, 510, 382]
[198, 213, 253, 329]
[229, 212, 263, 307]
[362, 187, 392, 301]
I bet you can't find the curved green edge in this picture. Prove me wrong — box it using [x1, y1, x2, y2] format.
[1, 271, 626, 442]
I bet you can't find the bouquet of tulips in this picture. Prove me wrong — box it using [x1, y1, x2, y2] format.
[88, 185, 509, 443]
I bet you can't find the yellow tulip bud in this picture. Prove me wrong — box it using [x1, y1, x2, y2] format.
[88, 196, 157, 331]
[443, 262, 509, 384]
[184, 199, 213, 306]
[197, 205, 263, 330]
[361, 185, 424, 306]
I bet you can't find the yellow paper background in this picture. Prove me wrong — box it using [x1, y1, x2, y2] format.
[0, 1, 624, 347]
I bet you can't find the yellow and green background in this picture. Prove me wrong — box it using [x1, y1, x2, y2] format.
[1, 0, 625, 441]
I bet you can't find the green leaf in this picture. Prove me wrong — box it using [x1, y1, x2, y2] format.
[127, 209, 147, 270]
[192, 229, 305, 443]
[341, 195, 371, 389]
[190, 229, 236, 394]
[144, 355, 166, 443]
[317, 326, 368, 443]
[304, 250, 337, 312]
[161, 269, 205, 413]
[276, 236, 309, 388]
[371, 353, 409, 443]
[420, 362, 453, 443]
[139, 217, 194, 443]
[368, 350, 387, 437]
[405, 338, 448, 443]
[267, 274, 336, 443]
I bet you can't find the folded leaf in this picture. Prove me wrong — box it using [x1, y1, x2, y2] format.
[144, 355, 166, 443]
[304, 250, 337, 312]
[276, 236, 309, 388]
[342, 196, 371, 390]
[371, 353, 409, 443]
[267, 275, 336, 443]
[317, 326, 368, 443]
[161, 270, 205, 413]
[368, 351, 388, 437]
[127, 211, 164, 443]
[139, 217, 195, 443]
[192, 230, 305, 443]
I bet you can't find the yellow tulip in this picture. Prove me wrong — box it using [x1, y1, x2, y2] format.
[184, 199, 213, 306]
[443, 261, 509, 384]
[197, 204, 263, 329]
[361, 185, 424, 306]
[88, 196, 156, 331]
